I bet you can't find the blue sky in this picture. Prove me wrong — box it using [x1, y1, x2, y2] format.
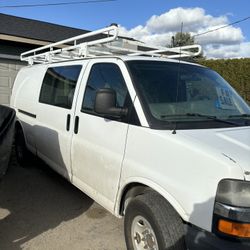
[0, 0, 250, 58]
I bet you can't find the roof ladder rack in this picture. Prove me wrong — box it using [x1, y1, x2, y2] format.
[21, 25, 202, 65]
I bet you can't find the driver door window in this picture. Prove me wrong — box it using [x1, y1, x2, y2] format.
[82, 63, 128, 114]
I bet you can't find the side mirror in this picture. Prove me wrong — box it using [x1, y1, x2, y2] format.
[94, 88, 128, 118]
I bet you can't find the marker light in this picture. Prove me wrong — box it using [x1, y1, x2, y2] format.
[218, 219, 250, 238]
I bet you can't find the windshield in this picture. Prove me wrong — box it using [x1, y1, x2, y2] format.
[127, 60, 250, 129]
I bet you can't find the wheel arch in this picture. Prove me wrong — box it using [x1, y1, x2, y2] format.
[14, 120, 29, 148]
[116, 178, 188, 222]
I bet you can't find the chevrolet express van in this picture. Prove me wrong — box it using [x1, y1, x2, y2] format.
[10, 26, 250, 250]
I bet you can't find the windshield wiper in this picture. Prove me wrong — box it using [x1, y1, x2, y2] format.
[228, 114, 250, 118]
[186, 113, 242, 126]
[161, 112, 241, 126]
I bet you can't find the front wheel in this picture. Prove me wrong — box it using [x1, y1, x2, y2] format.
[124, 191, 186, 250]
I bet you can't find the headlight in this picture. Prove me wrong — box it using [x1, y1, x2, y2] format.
[213, 179, 250, 239]
[216, 179, 250, 207]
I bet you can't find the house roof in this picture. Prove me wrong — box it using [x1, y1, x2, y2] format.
[0, 13, 90, 43]
[0, 13, 139, 61]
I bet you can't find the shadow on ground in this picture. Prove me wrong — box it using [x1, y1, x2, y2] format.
[0, 150, 94, 250]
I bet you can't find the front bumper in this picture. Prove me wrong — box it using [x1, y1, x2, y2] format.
[186, 224, 250, 250]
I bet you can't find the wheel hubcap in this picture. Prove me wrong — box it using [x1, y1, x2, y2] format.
[131, 216, 158, 250]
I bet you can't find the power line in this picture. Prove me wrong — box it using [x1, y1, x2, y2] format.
[193, 16, 250, 37]
[0, 0, 117, 9]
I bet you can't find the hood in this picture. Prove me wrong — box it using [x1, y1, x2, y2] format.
[179, 126, 250, 180]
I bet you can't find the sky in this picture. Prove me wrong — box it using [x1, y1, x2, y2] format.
[0, 0, 250, 58]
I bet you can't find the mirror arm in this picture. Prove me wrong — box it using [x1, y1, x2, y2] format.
[108, 107, 128, 117]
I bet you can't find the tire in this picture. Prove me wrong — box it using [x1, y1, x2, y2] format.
[15, 127, 32, 167]
[124, 191, 186, 250]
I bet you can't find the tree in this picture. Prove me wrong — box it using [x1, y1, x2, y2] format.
[170, 32, 195, 47]
[168, 32, 205, 59]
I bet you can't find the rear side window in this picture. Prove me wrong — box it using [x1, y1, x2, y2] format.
[39, 65, 82, 109]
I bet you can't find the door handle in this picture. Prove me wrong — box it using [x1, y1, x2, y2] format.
[66, 114, 71, 131]
[74, 116, 79, 134]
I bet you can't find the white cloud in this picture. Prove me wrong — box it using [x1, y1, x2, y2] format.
[146, 7, 228, 34]
[119, 7, 249, 58]
[204, 42, 250, 58]
[195, 26, 243, 45]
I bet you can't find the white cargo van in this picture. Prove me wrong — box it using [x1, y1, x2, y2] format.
[11, 25, 250, 250]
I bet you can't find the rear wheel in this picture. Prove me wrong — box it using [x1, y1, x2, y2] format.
[124, 191, 186, 250]
[15, 127, 32, 167]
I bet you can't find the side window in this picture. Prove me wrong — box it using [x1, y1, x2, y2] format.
[82, 63, 128, 113]
[39, 65, 82, 109]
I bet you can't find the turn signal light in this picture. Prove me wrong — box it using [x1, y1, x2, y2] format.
[218, 219, 250, 238]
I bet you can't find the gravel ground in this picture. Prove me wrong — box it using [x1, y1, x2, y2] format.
[0, 151, 126, 250]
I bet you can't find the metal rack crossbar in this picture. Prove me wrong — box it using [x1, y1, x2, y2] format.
[21, 25, 202, 65]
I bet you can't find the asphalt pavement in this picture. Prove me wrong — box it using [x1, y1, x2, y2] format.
[0, 151, 126, 250]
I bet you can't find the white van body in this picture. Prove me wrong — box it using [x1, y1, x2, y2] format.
[10, 26, 250, 250]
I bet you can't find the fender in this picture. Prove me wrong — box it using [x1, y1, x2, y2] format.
[115, 176, 188, 221]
